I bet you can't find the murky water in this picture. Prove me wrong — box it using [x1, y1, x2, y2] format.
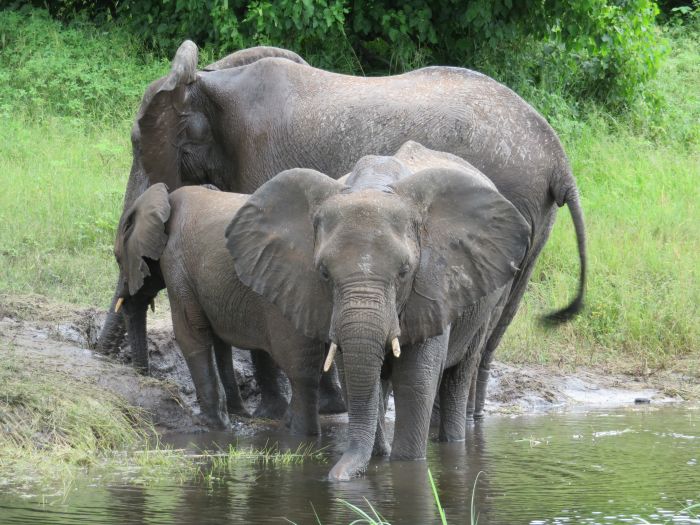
[1, 406, 698, 524]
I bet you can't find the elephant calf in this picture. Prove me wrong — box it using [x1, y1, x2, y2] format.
[113, 183, 326, 433]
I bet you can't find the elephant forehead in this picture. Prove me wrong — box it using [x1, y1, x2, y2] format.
[320, 191, 414, 230]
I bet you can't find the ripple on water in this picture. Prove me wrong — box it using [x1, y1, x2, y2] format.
[0, 406, 698, 524]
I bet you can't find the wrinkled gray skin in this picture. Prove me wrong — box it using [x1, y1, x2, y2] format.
[113, 183, 326, 434]
[99, 40, 586, 421]
[226, 143, 535, 480]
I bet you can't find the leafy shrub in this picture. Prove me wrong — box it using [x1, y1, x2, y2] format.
[4, 0, 667, 109]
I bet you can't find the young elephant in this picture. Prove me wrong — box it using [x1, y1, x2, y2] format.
[113, 184, 325, 433]
[226, 142, 533, 479]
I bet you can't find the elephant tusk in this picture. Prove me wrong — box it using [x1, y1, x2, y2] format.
[391, 337, 401, 358]
[149, 298, 155, 313]
[323, 342, 338, 372]
[114, 297, 124, 313]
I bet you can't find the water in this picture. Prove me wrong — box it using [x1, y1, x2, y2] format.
[1, 406, 698, 524]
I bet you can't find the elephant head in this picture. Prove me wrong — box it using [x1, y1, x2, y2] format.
[131, 41, 308, 195]
[225, 152, 530, 480]
[114, 183, 171, 298]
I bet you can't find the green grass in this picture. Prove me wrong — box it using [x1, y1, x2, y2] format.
[0, 339, 327, 494]
[0, 339, 152, 488]
[0, 116, 128, 307]
[0, 7, 698, 374]
[499, 24, 700, 372]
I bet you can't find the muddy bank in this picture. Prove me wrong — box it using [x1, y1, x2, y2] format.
[0, 294, 693, 434]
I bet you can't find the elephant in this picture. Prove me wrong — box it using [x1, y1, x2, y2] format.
[98, 40, 586, 421]
[113, 182, 326, 434]
[225, 142, 541, 480]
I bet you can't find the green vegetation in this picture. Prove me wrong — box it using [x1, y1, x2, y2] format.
[1, 6, 697, 374]
[0, 340, 327, 493]
[40, 0, 666, 109]
[0, 339, 151, 487]
[499, 21, 700, 371]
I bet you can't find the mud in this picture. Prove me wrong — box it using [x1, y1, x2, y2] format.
[0, 294, 693, 435]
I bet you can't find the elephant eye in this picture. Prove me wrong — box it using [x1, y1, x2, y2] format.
[398, 263, 410, 279]
[319, 263, 330, 281]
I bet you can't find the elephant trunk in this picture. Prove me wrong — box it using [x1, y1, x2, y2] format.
[328, 294, 390, 481]
[97, 157, 148, 353]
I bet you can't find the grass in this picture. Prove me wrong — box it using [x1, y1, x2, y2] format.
[0, 338, 327, 495]
[497, 22, 700, 373]
[0, 339, 153, 489]
[0, 8, 698, 373]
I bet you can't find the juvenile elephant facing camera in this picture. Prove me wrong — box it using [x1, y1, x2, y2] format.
[226, 142, 534, 480]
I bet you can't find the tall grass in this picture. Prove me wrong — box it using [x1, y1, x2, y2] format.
[499, 24, 700, 371]
[0, 7, 698, 371]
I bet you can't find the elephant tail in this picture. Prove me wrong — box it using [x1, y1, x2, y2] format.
[542, 178, 587, 324]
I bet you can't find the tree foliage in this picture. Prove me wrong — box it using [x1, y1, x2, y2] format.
[3, 0, 672, 108]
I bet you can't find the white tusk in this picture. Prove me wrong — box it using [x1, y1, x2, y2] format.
[149, 298, 155, 313]
[114, 297, 124, 313]
[323, 342, 338, 372]
[391, 337, 401, 358]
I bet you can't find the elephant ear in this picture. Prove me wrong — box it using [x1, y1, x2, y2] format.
[137, 40, 198, 187]
[225, 169, 345, 341]
[392, 168, 531, 343]
[115, 183, 171, 297]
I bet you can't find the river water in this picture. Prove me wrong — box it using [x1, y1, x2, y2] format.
[1, 405, 698, 524]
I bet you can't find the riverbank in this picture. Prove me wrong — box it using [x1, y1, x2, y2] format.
[2, 292, 696, 493]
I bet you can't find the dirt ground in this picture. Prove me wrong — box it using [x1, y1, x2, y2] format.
[0, 294, 696, 434]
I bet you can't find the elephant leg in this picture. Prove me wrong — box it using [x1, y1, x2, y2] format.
[466, 371, 477, 421]
[213, 336, 249, 417]
[438, 359, 470, 442]
[171, 306, 229, 429]
[96, 281, 127, 353]
[373, 379, 392, 457]
[251, 350, 289, 420]
[474, 234, 546, 419]
[439, 325, 488, 441]
[276, 340, 323, 436]
[319, 360, 347, 414]
[391, 332, 448, 460]
[122, 295, 149, 375]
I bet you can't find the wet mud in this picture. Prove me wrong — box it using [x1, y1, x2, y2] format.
[0, 294, 693, 435]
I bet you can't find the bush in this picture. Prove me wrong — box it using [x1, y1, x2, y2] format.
[4, 0, 668, 110]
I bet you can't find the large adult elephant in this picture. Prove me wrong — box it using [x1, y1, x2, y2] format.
[99, 40, 586, 417]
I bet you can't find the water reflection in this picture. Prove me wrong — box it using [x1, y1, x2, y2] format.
[1, 406, 698, 524]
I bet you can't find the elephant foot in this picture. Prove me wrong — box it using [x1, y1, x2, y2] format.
[253, 397, 289, 420]
[438, 428, 466, 442]
[372, 435, 391, 457]
[226, 402, 251, 418]
[466, 409, 475, 423]
[285, 414, 320, 436]
[200, 411, 231, 430]
[133, 360, 150, 376]
[328, 448, 371, 481]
